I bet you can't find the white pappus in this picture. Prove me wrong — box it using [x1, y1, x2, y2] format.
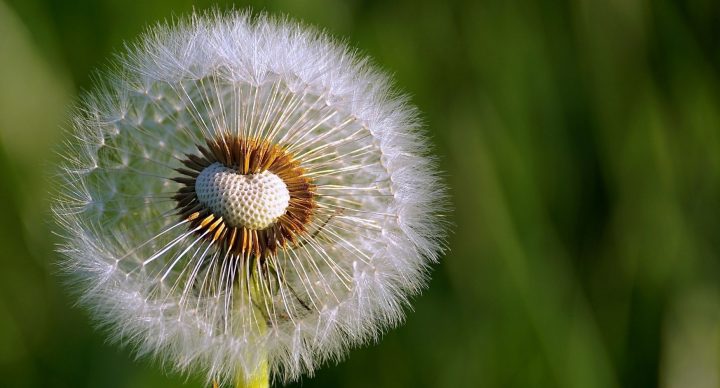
[53, 10, 448, 386]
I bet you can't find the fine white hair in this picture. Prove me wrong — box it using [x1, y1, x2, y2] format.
[54, 9, 447, 385]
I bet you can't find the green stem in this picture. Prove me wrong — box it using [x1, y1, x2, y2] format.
[234, 357, 269, 388]
[235, 271, 269, 388]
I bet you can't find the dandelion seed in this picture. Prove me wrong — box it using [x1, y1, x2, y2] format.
[53, 10, 448, 386]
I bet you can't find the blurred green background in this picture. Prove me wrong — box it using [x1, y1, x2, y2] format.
[1, 0, 720, 387]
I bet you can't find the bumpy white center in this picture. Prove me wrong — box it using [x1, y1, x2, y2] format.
[195, 162, 290, 230]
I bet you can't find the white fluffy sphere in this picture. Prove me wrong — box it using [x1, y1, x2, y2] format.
[53, 10, 448, 386]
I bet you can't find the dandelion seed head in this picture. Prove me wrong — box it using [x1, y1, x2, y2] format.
[53, 9, 448, 385]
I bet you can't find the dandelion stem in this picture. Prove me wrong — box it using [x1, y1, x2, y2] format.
[234, 273, 270, 388]
[234, 357, 269, 388]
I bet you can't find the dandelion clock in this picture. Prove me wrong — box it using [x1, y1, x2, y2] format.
[54, 10, 447, 387]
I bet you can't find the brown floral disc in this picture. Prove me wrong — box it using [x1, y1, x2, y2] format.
[172, 134, 316, 259]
